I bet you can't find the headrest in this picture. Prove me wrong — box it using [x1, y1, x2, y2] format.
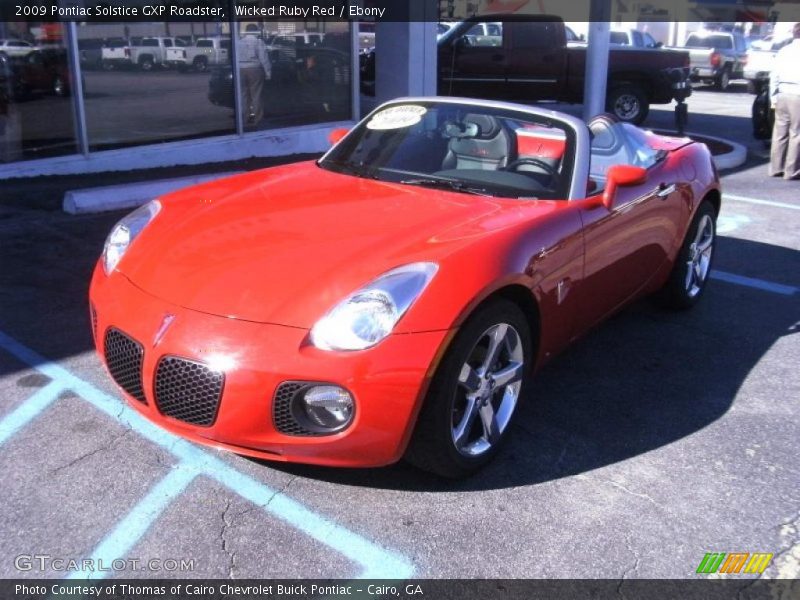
[464, 114, 501, 139]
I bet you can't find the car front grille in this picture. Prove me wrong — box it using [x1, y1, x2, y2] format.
[154, 356, 224, 427]
[104, 328, 146, 404]
[273, 382, 325, 436]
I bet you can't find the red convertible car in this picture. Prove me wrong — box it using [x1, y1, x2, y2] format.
[90, 97, 720, 477]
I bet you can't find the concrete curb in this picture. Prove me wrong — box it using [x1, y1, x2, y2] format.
[656, 130, 748, 171]
[63, 171, 242, 215]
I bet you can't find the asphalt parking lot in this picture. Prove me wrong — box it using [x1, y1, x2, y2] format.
[0, 88, 798, 583]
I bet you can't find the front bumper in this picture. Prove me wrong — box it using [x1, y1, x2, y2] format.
[89, 265, 451, 467]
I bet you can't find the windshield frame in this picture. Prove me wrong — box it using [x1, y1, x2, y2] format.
[317, 97, 591, 201]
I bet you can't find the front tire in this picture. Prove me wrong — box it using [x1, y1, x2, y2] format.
[657, 201, 717, 309]
[606, 84, 649, 125]
[405, 298, 533, 478]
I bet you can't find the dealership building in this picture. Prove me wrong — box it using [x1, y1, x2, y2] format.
[0, 0, 798, 180]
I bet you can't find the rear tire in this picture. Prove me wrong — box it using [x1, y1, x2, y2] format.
[139, 56, 154, 71]
[715, 67, 731, 91]
[193, 57, 208, 72]
[656, 201, 717, 310]
[405, 298, 533, 478]
[606, 84, 649, 125]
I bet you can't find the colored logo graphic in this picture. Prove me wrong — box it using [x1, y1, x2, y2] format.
[696, 552, 773, 574]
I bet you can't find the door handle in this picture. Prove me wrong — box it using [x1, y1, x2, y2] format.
[656, 183, 676, 198]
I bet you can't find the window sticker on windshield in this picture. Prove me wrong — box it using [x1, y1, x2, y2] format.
[366, 105, 427, 130]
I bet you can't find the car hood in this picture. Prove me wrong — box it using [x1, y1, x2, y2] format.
[119, 161, 506, 327]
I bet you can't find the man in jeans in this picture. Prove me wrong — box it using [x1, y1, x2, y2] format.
[770, 22, 800, 179]
[238, 23, 271, 125]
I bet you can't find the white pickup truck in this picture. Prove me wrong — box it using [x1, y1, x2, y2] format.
[102, 37, 185, 71]
[744, 35, 793, 93]
[167, 37, 230, 72]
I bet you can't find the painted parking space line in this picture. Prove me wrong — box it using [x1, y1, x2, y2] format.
[0, 381, 64, 446]
[0, 330, 415, 580]
[724, 194, 799, 211]
[711, 270, 798, 296]
[716, 213, 751, 234]
[68, 465, 198, 581]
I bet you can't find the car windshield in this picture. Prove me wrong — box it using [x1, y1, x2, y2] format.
[318, 102, 575, 200]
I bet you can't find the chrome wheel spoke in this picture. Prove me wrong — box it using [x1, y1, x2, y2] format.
[479, 402, 500, 444]
[481, 324, 509, 372]
[685, 259, 695, 290]
[453, 395, 479, 449]
[458, 364, 481, 392]
[490, 361, 523, 388]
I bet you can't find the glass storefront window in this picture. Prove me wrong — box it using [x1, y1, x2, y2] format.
[235, 21, 352, 131]
[0, 21, 78, 163]
[78, 21, 236, 151]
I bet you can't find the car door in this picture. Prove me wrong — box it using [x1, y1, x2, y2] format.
[505, 20, 566, 100]
[22, 51, 48, 92]
[573, 120, 684, 333]
[438, 20, 508, 99]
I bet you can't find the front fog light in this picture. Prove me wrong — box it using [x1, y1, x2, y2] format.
[300, 385, 354, 431]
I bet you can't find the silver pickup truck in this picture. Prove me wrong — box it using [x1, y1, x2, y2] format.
[683, 30, 748, 90]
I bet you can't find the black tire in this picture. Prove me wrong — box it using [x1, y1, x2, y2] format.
[606, 84, 650, 125]
[139, 56, 154, 71]
[405, 298, 534, 478]
[656, 201, 717, 310]
[193, 57, 208, 72]
[715, 67, 731, 91]
[101, 60, 114, 71]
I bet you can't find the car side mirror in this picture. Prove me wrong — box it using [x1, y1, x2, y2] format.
[328, 127, 349, 146]
[602, 165, 647, 209]
[655, 41, 663, 48]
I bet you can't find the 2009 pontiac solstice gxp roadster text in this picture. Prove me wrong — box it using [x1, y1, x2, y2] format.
[90, 97, 720, 478]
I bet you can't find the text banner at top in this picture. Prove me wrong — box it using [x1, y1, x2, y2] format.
[3, 0, 800, 23]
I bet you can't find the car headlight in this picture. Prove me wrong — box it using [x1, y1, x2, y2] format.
[310, 262, 438, 351]
[102, 200, 161, 275]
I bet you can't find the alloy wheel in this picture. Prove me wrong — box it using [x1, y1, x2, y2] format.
[685, 214, 714, 297]
[451, 323, 524, 457]
[614, 94, 640, 121]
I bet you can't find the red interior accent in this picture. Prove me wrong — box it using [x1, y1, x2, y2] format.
[516, 131, 566, 160]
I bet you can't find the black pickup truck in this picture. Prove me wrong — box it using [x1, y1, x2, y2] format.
[437, 15, 691, 124]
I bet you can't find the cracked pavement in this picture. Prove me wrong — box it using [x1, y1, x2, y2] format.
[0, 89, 798, 580]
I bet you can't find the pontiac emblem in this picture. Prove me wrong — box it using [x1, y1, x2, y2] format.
[153, 313, 176, 347]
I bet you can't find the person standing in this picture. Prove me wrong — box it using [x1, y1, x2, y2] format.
[238, 23, 271, 125]
[769, 22, 800, 179]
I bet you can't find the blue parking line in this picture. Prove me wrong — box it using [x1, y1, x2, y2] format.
[70, 465, 199, 581]
[724, 194, 800, 211]
[0, 381, 64, 446]
[0, 330, 415, 580]
[711, 270, 798, 296]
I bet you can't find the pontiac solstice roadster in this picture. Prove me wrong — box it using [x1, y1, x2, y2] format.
[90, 97, 720, 477]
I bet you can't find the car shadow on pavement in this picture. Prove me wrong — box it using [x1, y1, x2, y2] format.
[263, 236, 798, 491]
